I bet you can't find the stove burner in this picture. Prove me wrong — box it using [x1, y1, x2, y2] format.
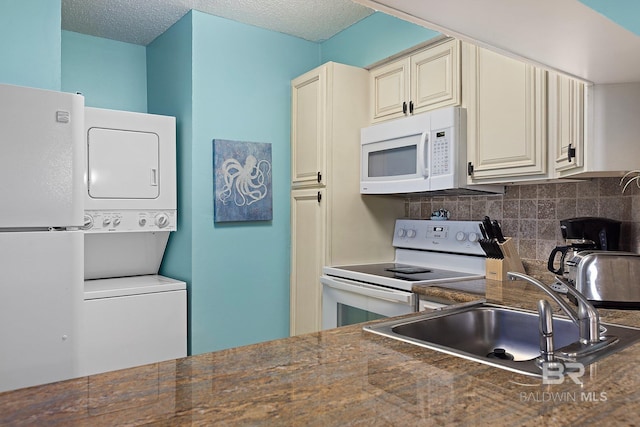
[385, 266, 431, 274]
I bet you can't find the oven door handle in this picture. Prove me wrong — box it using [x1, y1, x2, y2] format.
[321, 276, 414, 305]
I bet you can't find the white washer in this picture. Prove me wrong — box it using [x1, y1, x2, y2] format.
[80, 108, 186, 376]
[80, 275, 186, 376]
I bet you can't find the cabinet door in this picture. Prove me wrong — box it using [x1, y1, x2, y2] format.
[466, 46, 547, 181]
[290, 188, 326, 336]
[370, 57, 410, 122]
[292, 68, 326, 187]
[549, 72, 585, 175]
[411, 39, 461, 114]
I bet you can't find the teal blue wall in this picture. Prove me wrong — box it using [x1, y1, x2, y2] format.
[580, 0, 640, 35]
[62, 31, 147, 112]
[321, 12, 440, 67]
[147, 13, 195, 350]
[150, 11, 317, 354]
[191, 12, 319, 353]
[0, 0, 61, 90]
[188, 11, 317, 352]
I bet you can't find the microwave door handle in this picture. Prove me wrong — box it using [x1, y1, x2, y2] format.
[417, 131, 429, 178]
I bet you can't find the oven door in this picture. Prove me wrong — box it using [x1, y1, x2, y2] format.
[321, 276, 416, 330]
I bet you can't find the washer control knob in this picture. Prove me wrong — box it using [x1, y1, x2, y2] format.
[406, 229, 417, 238]
[456, 231, 467, 241]
[102, 218, 111, 227]
[139, 218, 147, 227]
[113, 218, 121, 227]
[468, 232, 479, 243]
[397, 228, 407, 238]
[155, 213, 169, 228]
[83, 214, 93, 230]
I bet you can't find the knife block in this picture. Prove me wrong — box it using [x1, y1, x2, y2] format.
[485, 238, 525, 282]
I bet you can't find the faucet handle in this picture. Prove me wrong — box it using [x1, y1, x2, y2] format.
[554, 275, 601, 344]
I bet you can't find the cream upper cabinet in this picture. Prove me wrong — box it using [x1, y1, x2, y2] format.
[464, 44, 547, 182]
[291, 67, 326, 188]
[369, 57, 410, 122]
[548, 72, 585, 176]
[370, 38, 461, 123]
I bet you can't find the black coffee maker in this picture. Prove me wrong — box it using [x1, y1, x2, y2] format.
[548, 217, 621, 276]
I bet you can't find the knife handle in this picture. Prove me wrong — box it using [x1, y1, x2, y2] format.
[483, 216, 495, 239]
[491, 220, 506, 243]
[479, 223, 488, 239]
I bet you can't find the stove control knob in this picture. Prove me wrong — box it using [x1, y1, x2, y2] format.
[468, 232, 479, 243]
[455, 231, 467, 242]
[397, 229, 407, 238]
[406, 229, 417, 238]
[155, 213, 169, 228]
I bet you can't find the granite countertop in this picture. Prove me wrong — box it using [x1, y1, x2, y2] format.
[3, 279, 640, 426]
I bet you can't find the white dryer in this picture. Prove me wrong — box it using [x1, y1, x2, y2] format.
[80, 107, 186, 377]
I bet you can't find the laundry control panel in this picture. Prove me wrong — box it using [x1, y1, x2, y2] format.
[83, 210, 176, 232]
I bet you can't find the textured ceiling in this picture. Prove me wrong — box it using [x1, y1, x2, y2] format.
[61, 0, 375, 45]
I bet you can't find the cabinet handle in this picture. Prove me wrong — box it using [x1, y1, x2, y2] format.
[317, 191, 322, 202]
[317, 171, 322, 183]
[409, 101, 414, 114]
[567, 143, 576, 163]
[467, 162, 474, 176]
[402, 101, 407, 114]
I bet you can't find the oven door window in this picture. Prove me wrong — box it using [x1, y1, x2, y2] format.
[337, 303, 386, 327]
[321, 276, 415, 330]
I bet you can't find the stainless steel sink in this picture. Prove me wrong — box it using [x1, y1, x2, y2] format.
[364, 302, 640, 376]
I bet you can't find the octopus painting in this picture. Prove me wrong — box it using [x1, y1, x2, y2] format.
[213, 140, 273, 222]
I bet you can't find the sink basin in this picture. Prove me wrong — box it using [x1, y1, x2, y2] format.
[364, 302, 640, 376]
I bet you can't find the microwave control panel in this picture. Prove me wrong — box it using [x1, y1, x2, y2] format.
[431, 128, 451, 176]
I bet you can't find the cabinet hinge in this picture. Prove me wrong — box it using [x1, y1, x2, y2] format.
[317, 191, 322, 202]
[467, 162, 474, 176]
[317, 171, 322, 183]
[567, 143, 576, 163]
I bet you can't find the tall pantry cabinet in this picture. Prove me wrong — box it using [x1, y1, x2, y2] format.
[290, 62, 405, 336]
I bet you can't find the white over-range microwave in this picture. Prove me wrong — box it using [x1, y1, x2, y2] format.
[360, 107, 502, 195]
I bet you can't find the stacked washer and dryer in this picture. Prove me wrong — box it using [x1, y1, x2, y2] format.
[79, 107, 186, 376]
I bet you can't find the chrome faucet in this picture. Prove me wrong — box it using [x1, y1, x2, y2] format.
[507, 272, 617, 359]
[537, 299, 555, 362]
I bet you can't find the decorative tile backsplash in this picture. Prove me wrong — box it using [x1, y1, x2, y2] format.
[405, 177, 640, 279]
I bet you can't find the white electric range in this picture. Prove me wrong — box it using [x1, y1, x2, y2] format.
[321, 219, 487, 329]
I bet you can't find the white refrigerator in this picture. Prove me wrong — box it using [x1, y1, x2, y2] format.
[0, 83, 85, 392]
